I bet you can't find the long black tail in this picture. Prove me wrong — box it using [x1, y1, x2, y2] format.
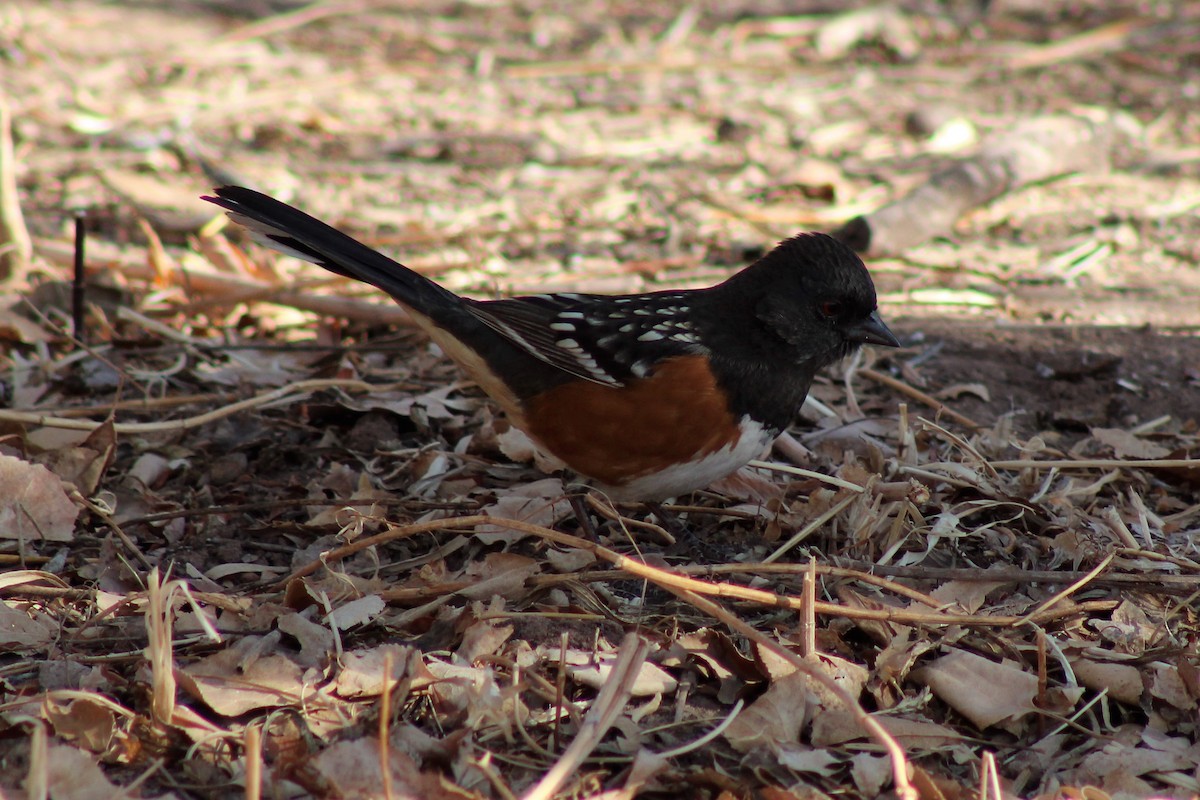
[203, 186, 462, 316]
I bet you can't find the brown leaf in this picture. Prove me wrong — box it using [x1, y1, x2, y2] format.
[309, 737, 441, 800]
[42, 418, 116, 496]
[0, 454, 80, 542]
[1090, 427, 1170, 460]
[44, 742, 175, 800]
[43, 694, 117, 753]
[562, 648, 678, 696]
[1070, 658, 1144, 706]
[913, 649, 1039, 730]
[723, 671, 810, 752]
[335, 645, 411, 699]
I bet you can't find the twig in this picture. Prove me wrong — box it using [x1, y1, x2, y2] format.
[655, 699, 744, 759]
[217, 0, 387, 44]
[1005, 18, 1156, 71]
[34, 237, 417, 327]
[764, 494, 857, 563]
[0, 378, 377, 434]
[857, 367, 982, 430]
[521, 633, 650, 800]
[307, 514, 1119, 628]
[748, 460, 865, 492]
[923, 458, 1199, 472]
[673, 588, 916, 800]
[1017, 553, 1116, 625]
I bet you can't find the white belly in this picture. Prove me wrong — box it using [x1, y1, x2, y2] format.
[600, 417, 775, 501]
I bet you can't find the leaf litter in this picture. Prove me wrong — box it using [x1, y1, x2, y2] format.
[2, 1, 1200, 799]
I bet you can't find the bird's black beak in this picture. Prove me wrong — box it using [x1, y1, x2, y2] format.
[847, 310, 900, 348]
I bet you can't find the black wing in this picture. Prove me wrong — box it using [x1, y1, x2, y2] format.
[466, 291, 708, 387]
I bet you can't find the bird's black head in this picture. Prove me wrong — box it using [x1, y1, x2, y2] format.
[715, 232, 899, 367]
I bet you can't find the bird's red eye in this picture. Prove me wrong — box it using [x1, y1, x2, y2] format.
[820, 301, 843, 318]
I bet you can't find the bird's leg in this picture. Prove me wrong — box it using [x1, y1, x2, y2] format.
[565, 486, 599, 541]
[649, 501, 726, 561]
[643, 501, 683, 535]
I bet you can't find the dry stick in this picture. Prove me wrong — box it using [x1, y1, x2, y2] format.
[24, 715, 48, 800]
[765, 494, 857, 563]
[31, 393, 232, 417]
[34, 237, 416, 327]
[675, 587, 916, 800]
[277, 514, 495, 588]
[925, 458, 1199, 472]
[217, 0, 387, 44]
[1005, 18, 1156, 71]
[748, 459, 865, 492]
[585, 494, 674, 543]
[522, 633, 651, 800]
[824, 561, 1200, 589]
[18, 297, 150, 396]
[72, 212, 86, 342]
[0, 94, 32, 281]
[980, 750, 1002, 800]
[831, 111, 1138, 257]
[1018, 553, 1117, 625]
[799, 559, 817, 657]
[0, 378, 377, 434]
[294, 514, 1114, 635]
[379, 651, 394, 800]
[857, 367, 981, 430]
[244, 724, 263, 800]
[917, 416, 999, 480]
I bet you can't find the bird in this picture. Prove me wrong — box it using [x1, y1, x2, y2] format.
[203, 186, 899, 502]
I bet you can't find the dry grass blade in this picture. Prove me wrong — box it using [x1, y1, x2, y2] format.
[144, 567, 177, 727]
[748, 459, 866, 492]
[522, 633, 651, 800]
[858, 367, 981, 429]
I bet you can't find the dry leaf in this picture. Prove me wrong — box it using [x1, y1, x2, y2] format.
[0, 454, 79, 542]
[44, 743, 176, 800]
[179, 637, 305, 716]
[1070, 658, 1144, 706]
[455, 552, 539, 600]
[325, 594, 386, 630]
[913, 649, 1039, 730]
[1090, 427, 1171, 459]
[0, 600, 56, 649]
[723, 671, 810, 752]
[851, 752, 893, 797]
[42, 694, 118, 754]
[42, 419, 116, 496]
[309, 737, 436, 800]
[776, 745, 842, 776]
[564, 649, 678, 697]
[457, 616, 513, 663]
[335, 645, 411, 698]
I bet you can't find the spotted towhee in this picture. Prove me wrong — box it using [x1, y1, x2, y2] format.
[204, 186, 899, 500]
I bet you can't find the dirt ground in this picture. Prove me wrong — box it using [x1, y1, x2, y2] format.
[1, 2, 1199, 799]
